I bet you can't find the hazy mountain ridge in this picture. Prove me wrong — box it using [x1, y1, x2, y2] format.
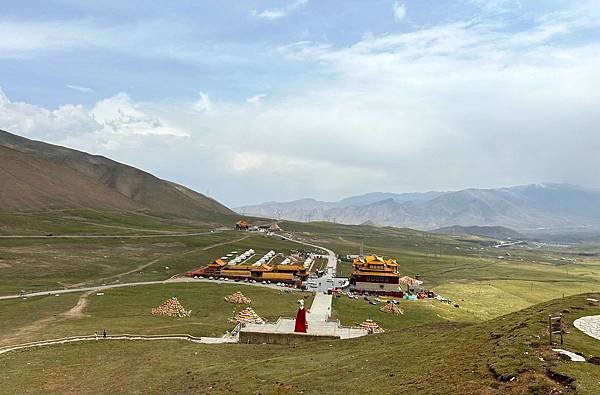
[0, 129, 233, 219]
[237, 184, 600, 231]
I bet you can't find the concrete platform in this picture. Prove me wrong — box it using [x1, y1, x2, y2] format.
[241, 317, 366, 340]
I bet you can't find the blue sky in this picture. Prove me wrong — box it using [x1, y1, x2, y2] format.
[1, 1, 600, 206]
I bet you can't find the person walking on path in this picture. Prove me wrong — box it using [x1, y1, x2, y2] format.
[94, 332, 98, 340]
[103, 330, 107, 339]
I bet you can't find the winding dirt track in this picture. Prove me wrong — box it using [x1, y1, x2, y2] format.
[0, 291, 93, 347]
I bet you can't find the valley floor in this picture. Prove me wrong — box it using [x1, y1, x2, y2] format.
[2, 213, 600, 393]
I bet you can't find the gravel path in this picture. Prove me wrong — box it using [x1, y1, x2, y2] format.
[573, 315, 600, 340]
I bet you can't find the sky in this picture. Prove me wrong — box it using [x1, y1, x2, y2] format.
[1, 0, 600, 207]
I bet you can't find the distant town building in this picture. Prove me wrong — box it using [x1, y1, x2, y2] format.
[350, 255, 401, 293]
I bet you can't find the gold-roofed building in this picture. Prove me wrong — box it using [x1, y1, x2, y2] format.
[186, 256, 309, 286]
[349, 255, 401, 294]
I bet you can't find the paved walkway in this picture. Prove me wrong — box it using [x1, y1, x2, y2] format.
[0, 333, 238, 356]
[308, 293, 332, 322]
[573, 315, 600, 340]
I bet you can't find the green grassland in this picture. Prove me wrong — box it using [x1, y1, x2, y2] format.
[2, 293, 600, 394]
[285, 220, 600, 320]
[0, 209, 273, 236]
[0, 283, 314, 346]
[0, 209, 208, 235]
[332, 295, 476, 329]
[0, 231, 305, 295]
[3, 212, 600, 393]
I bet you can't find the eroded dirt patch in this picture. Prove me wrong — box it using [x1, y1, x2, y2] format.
[0, 291, 93, 346]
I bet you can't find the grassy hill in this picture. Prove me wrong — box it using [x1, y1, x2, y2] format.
[430, 225, 526, 240]
[0, 145, 141, 212]
[0, 129, 233, 221]
[2, 292, 599, 394]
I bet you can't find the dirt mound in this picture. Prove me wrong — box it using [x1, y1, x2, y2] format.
[380, 302, 404, 315]
[151, 297, 191, 318]
[224, 291, 252, 304]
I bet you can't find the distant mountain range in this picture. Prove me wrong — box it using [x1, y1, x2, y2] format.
[0, 129, 233, 220]
[237, 184, 600, 232]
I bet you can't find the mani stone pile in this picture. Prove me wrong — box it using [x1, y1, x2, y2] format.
[360, 319, 385, 334]
[151, 297, 192, 318]
[230, 307, 264, 324]
[224, 291, 252, 304]
[380, 302, 404, 316]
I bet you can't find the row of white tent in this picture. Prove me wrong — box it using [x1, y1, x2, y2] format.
[303, 257, 313, 269]
[227, 249, 255, 266]
[252, 250, 276, 266]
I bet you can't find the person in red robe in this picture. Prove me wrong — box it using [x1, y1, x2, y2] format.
[294, 299, 308, 333]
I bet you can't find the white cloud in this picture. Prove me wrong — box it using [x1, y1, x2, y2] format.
[0, 89, 187, 149]
[66, 84, 95, 93]
[92, 93, 188, 137]
[0, 18, 246, 66]
[250, 0, 308, 20]
[393, 1, 407, 21]
[468, 0, 522, 15]
[251, 9, 285, 20]
[246, 94, 267, 105]
[0, 89, 100, 139]
[2, 3, 600, 206]
[194, 91, 213, 113]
